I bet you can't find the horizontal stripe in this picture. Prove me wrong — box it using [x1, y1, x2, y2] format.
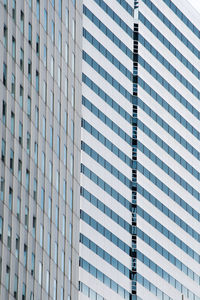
[81, 119, 133, 167]
[81, 164, 131, 210]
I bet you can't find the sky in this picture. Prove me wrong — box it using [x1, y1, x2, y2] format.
[187, 0, 200, 13]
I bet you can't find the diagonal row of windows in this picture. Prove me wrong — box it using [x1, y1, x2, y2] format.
[81, 164, 131, 210]
[139, 13, 200, 80]
[142, 0, 200, 58]
[138, 77, 200, 140]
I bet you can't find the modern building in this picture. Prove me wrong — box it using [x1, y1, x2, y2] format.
[1, 0, 200, 300]
[79, 0, 200, 299]
[0, 0, 82, 299]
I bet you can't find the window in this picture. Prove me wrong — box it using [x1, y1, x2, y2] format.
[7, 225, 11, 250]
[50, 91, 54, 112]
[12, 0, 16, 21]
[17, 197, 21, 220]
[20, 11, 24, 33]
[18, 160, 22, 182]
[53, 279, 57, 300]
[64, 145, 67, 166]
[14, 274, 18, 299]
[44, 45, 47, 67]
[9, 187, 13, 210]
[36, 70, 39, 92]
[65, 43, 68, 63]
[58, 0, 62, 18]
[72, 53, 75, 73]
[36, 0, 40, 20]
[55, 205, 59, 228]
[61, 287, 64, 300]
[27, 132, 30, 155]
[70, 154, 74, 175]
[36, 34, 40, 55]
[58, 66, 61, 87]
[57, 102, 61, 123]
[31, 253, 35, 276]
[0, 217, 3, 241]
[47, 233, 51, 255]
[46, 271, 50, 293]
[58, 31, 62, 53]
[63, 180, 66, 201]
[10, 148, 14, 172]
[3, 25, 7, 48]
[71, 120, 74, 141]
[20, 48, 24, 71]
[42, 117, 46, 138]
[70, 188, 73, 209]
[43, 80, 47, 102]
[49, 161, 52, 183]
[57, 136, 60, 158]
[33, 178, 37, 201]
[19, 85, 23, 108]
[65, 77, 68, 97]
[69, 223, 72, 245]
[3, 63, 7, 86]
[11, 74, 15, 98]
[22, 283, 26, 300]
[19, 122, 23, 145]
[61, 251, 65, 272]
[11, 112, 15, 135]
[12, 36, 16, 59]
[29, 0, 32, 8]
[1, 139, 6, 162]
[25, 206, 28, 229]
[24, 244, 27, 267]
[44, 9, 47, 31]
[0, 178, 5, 202]
[15, 235, 19, 258]
[41, 187, 45, 210]
[5, 265, 10, 291]
[50, 126, 53, 148]
[72, 19, 75, 40]
[65, 8, 69, 29]
[28, 23, 32, 44]
[54, 242, 58, 263]
[65, 112, 68, 133]
[35, 106, 39, 128]
[71, 86, 75, 107]
[51, 21, 55, 42]
[2, 100, 7, 125]
[32, 216, 36, 237]
[4, 0, 7, 10]
[39, 262, 42, 285]
[62, 215, 66, 236]
[28, 59, 32, 81]
[48, 197, 52, 219]
[68, 259, 71, 280]
[50, 56, 54, 76]
[56, 171, 60, 192]
[40, 224, 43, 247]
[27, 96, 31, 118]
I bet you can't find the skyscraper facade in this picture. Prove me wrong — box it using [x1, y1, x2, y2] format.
[0, 0, 82, 299]
[1, 0, 200, 300]
[79, 0, 200, 299]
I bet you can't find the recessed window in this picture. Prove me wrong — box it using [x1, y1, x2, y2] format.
[12, 36, 16, 59]
[3, 63, 7, 86]
[11, 74, 15, 98]
[36, 34, 40, 55]
[12, 0, 16, 21]
[3, 25, 7, 48]
[44, 9, 47, 32]
[28, 23, 32, 44]
[20, 11, 24, 33]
